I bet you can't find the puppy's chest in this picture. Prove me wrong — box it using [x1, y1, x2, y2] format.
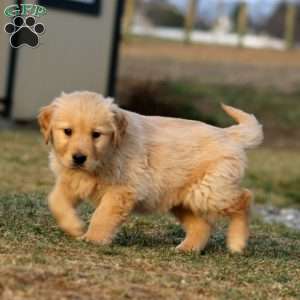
[69, 173, 108, 203]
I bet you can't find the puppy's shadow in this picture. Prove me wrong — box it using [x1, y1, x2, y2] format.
[114, 222, 185, 248]
[114, 221, 219, 255]
[114, 221, 300, 260]
[79, 207, 300, 258]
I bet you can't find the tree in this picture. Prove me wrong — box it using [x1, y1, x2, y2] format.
[144, 0, 184, 28]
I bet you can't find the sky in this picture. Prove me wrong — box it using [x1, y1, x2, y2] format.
[168, 0, 300, 25]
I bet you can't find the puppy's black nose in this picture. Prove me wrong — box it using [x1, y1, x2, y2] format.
[72, 153, 87, 166]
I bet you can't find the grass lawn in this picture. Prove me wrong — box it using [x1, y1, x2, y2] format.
[0, 128, 299, 299]
[1, 194, 300, 300]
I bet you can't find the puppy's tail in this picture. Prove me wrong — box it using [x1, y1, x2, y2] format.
[222, 104, 263, 149]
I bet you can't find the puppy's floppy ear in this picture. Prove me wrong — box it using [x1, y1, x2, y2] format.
[38, 104, 55, 144]
[111, 105, 128, 147]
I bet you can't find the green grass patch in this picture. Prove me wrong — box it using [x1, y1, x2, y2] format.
[246, 149, 300, 207]
[0, 194, 299, 299]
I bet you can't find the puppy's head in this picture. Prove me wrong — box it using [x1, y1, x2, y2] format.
[38, 91, 127, 172]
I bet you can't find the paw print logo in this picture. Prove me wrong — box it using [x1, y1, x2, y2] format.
[4, 16, 45, 48]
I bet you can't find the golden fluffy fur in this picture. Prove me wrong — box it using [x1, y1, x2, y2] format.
[38, 91, 263, 253]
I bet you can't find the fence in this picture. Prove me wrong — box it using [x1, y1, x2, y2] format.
[123, 0, 298, 50]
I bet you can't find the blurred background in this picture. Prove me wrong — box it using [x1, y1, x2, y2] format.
[118, 0, 300, 146]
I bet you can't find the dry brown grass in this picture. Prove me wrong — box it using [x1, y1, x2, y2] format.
[119, 38, 300, 91]
[122, 38, 300, 67]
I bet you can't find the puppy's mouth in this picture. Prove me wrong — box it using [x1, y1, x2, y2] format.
[71, 164, 83, 169]
[70, 163, 87, 170]
[70, 161, 97, 172]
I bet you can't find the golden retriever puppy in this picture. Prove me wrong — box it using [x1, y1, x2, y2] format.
[38, 91, 263, 253]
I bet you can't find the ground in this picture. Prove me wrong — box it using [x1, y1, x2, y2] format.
[1, 39, 300, 299]
[1, 194, 300, 300]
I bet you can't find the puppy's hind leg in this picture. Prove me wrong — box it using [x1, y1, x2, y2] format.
[172, 206, 212, 252]
[226, 189, 252, 254]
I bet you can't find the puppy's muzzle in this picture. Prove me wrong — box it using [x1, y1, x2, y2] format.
[72, 153, 87, 166]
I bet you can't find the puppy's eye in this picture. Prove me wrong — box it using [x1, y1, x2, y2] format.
[64, 128, 72, 136]
[92, 131, 101, 139]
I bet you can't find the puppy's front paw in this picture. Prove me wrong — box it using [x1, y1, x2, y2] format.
[78, 232, 112, 245]
[59, 218, 84, 237]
